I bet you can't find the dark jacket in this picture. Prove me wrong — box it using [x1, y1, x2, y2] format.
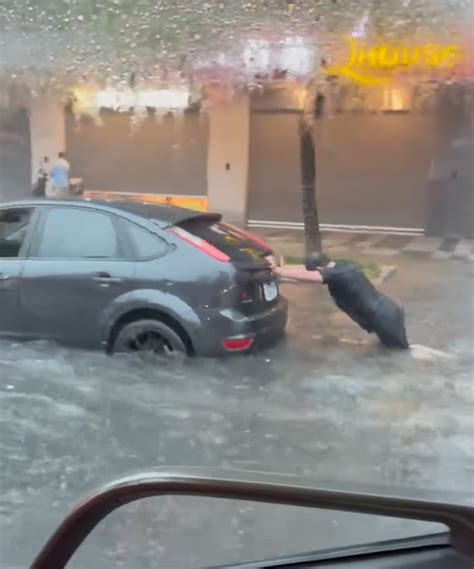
[319, 261, 409, 349]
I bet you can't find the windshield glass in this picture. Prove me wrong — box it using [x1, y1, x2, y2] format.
[1, 1, 473, 568]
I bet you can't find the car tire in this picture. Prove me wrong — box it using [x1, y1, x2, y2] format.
[112, 319, 187, 356]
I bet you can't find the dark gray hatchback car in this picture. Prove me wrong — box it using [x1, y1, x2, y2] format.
[0, 199, 288, 356]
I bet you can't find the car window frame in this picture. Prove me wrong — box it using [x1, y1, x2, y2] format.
[0, 205, 40, 260]
[28, 205, 130, 262]
[118, 217, 170, 262]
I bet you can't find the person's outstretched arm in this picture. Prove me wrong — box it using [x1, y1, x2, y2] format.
[273, 265, 324, 283]
[264, 255, 324, 284]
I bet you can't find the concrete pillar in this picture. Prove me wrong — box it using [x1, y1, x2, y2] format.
[206, 97, 250, 225]
[29, 96, 65, 183]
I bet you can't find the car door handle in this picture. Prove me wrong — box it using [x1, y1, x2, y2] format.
[92, 273, 123, 285]
[0, 273, 10, 281]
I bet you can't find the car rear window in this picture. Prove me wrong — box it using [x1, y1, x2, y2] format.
[178, 220, 271, 264]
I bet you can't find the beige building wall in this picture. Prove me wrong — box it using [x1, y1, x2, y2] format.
[206, 97, 250, 224]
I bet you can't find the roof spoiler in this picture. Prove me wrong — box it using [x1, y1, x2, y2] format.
[176, 211, 222, 223]
[30, 467, 474, 568]
[159, 210, 222, 229]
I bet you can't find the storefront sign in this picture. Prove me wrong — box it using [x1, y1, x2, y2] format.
[95, 89, 191, 110]
[325, 36, 464, 85]
[84, 191, 207, 212]
[71, 87, 191, 114]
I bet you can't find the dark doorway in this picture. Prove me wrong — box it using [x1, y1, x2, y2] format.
[0, 108, 31, 201]
[426, 85, 474, 239]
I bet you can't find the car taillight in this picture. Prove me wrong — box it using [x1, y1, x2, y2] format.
[223, 337, 254, 352]
[168, 227, 230, 263]
[240, 290, 254, 303]
[225, 224, 271, 251]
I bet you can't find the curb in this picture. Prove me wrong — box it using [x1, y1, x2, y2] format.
[374, 265, 397, 287]
[263, 233, 474, 262]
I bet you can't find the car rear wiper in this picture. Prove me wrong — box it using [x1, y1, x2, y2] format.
[30, 467, 474, 569]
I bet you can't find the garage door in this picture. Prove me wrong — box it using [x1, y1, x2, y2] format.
[247, 111, 435, 232]
[66, 110, 208, 196]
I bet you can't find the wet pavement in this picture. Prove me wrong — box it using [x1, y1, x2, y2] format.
[1, 255, 473, 568]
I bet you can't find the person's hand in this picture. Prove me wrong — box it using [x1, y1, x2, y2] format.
[305, 254, 319, 271]
[265, 254, 279, 270]
[273, 266, 284, 278]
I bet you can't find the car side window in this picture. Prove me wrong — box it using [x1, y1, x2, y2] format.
[0, 207, 34, 258]
[125, 221, 168, 259]
[36, 208, 120, 259]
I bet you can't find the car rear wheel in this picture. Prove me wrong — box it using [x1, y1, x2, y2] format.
[112, 319, 187, 357]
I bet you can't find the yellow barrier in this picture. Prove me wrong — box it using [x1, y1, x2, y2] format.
[84, 191, 208, 212]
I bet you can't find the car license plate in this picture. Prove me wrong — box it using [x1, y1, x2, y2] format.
[263, 281, 278, 302]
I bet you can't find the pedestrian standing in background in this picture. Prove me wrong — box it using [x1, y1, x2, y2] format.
[32, 156, 49, 197]
[50, 151, 70, 198]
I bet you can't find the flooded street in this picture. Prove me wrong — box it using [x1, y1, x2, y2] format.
[1, 256, 473, 568]
[2, 0, 474, 563]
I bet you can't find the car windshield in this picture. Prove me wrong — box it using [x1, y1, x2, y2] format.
[1, 1, 473, 568]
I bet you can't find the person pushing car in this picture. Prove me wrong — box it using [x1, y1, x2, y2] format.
[267, 253, 409, 350]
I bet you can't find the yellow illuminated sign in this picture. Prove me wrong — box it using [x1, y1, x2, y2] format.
[325, 36, 464, 85]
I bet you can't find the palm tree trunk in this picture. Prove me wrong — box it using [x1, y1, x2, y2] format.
[299, 88, 322, 259]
